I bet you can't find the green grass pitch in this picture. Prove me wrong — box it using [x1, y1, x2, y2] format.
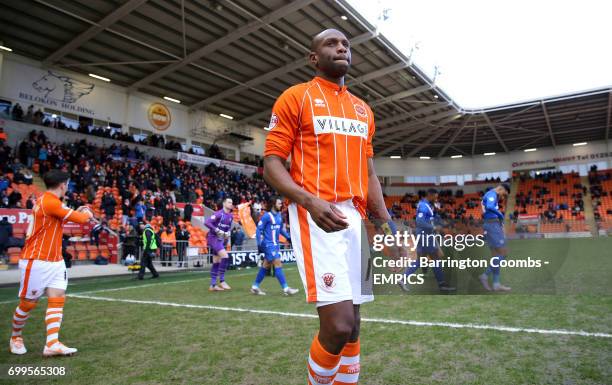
[0, 238, 610, 385]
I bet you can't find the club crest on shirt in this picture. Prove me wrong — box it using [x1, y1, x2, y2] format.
[354, 104, 367, 117]
[321, 273, 336, 289]
[266, 113, 279, 131]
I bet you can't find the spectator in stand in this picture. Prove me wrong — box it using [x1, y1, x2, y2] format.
[231, 226, 245, 251]
[25, 105, 34, 122]
[0, 144, 12, 172]
[101, 192, 117, 219]
[120, 224, 138, 262]
[183, 202, 193, 222]
[26, 143, 37, 168]
[8, 189, 21, 208]
[134, 199, 146, 223]
[208, 144, 225, 160]
[22, 170, 33, 186]
[62, 234, 73, 268]
[0, 173, 10, 193]
[162, 203, 179, 227]
[0, 127, 7, 144]
[33, 109, 44, 125]
[11, 103, 24, 121]
[160, 226, 175, 267]
[90, 220, 111, 246]
[0, 191, 9, 208]
[175, 224, 190, 267]
[0, 217, 13, 258]
[0, 217, 24, 258]
[26, 194, 36, 209]
[145, 202, 155, 222]
[121, 199, 131, 226]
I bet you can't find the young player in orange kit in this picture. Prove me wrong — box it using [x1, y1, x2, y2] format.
[9, 170, 96, 356]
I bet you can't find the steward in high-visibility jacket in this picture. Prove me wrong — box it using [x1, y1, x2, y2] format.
[138, 224, 159, 280]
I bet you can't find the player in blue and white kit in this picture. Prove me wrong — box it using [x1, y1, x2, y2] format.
[479, 183, 512, 292]
[251, 196, 299, 296]
[401, 189, 454, 292]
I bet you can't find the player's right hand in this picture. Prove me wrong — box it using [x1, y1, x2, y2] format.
[305, 197, 349, 233]
[76, 205, 96, 221]
[76, 205, 92, 215]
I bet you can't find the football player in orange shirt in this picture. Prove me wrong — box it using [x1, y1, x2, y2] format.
[9, 170, 96, 356]
[264, 29, 393, 385]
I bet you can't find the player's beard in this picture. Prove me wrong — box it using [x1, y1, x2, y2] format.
[329, 64, 349, 78]
[318, 59, 350, 79]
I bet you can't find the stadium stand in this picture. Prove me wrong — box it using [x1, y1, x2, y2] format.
[589, 167, 612, 231]
[514, 171, 589, 233]
[383, 171, 595, 235]
[0, 126, 274, 264]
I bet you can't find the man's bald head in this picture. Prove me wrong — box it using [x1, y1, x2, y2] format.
[310, 29, 348, 51]
[309, 29, 351, 80]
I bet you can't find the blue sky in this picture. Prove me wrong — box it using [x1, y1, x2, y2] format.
[347, 0, 612, 109]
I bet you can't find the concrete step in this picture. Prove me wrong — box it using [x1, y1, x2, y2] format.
[580, 176, 598, 237]
[505, 178, 520, 225]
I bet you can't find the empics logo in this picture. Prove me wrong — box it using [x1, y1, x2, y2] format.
[147, 103, 171, 131]
[313, 116, 368, 139]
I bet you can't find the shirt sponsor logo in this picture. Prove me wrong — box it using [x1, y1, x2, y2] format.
[313, 116, 368, 139]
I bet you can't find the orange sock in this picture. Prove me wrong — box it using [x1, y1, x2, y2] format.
[45, 297, 65, 348]
[307, 334, 341, 385]
[334, 339, 360, 385]
[11, 299, 37, 339]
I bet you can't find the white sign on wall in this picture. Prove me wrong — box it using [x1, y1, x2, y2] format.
[177, 152, 258, 176]
[0, 58, 126, 120]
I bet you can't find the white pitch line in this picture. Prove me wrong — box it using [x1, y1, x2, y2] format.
[74, 279, 201, 295]
[69, 294, 612, 339]
[74, 268, 295, 295]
